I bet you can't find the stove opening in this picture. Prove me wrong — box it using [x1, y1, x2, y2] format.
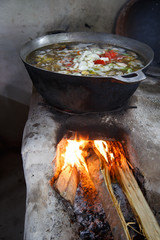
[50, 132, 160, 240]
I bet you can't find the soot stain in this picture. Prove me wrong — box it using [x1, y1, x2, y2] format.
[85, 23, 92, 29]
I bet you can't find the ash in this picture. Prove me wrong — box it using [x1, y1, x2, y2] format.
[74, 183, 113, 240]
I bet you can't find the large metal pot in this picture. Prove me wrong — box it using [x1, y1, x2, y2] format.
[20, 32, 154, 113]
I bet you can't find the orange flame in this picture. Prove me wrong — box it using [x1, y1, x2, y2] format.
[61, 137, 121, 171]
[62, 138, 88, 172]
[94, 140, 115, 164]
[54, 134, 128, 178]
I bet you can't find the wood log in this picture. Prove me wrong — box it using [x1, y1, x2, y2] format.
[115, 162, 160, 240]
[99, 140, 160, 240]
[86, 151, 131, 240]
[64, 166, 79, 205]
[54, 165, 79, 205]
[50, 138, 67, 186]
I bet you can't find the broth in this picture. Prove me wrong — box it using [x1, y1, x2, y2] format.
[26, 42, 145, 76]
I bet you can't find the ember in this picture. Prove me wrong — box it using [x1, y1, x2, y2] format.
[50, 133, 160, 240]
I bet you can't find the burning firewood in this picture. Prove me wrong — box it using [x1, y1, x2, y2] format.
[50, 138, 79, 205]
[112, 141, 160, 240]
[50, 138, 67, 185]
[50, 134, 160, 240]
[115, 165, 160, 240]
[93, 140, 160, 240]
[86, 151, 131, 240]
[55, 165, 79, 205]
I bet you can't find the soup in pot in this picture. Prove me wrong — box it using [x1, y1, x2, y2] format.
[26, 42, 145, 76]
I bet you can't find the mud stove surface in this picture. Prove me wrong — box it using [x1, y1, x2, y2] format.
[22, 76, 160, 240]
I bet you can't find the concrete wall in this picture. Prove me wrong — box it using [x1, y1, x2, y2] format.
[0, 0, 126, 144]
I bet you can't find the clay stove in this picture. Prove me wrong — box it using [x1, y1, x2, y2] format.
[21, 76, 160, 240]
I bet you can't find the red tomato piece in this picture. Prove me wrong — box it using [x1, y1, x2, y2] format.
[104, 51, 110, 57]
[66, 63, 72, 66]
[109, 50, 118, 58]
[94, 59, 106, 65]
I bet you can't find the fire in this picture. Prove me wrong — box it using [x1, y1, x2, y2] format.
[62, 139, 88, 172]
[50, 133, 160, 240]
[50, 135, 130, 237]
[53, 135, 126, 179]
[50, 133, 128, 197]
[50, 134, 129, 188]
[94, 140, 115, 164]
[61, 137, 119, 173]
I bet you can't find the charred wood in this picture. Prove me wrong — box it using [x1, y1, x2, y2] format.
[86, 151, 130, 240]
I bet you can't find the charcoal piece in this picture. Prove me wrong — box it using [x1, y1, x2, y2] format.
[74, 184, 113, 240]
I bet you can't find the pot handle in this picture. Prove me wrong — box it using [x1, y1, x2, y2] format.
[114, 70, 146, 83]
